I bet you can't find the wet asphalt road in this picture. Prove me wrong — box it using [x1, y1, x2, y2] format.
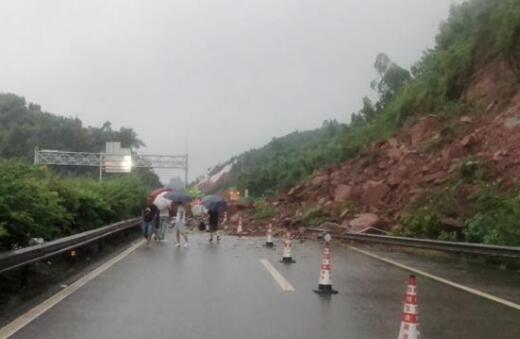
[9, 233, 520, 339]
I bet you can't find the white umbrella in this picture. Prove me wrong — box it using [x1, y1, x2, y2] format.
[153, 191, 171, 211]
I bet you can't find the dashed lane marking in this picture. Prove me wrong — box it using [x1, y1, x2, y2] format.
[0, 239, 145, 338]
[348, 245, 520, 311]
[259, 258, 295, 292]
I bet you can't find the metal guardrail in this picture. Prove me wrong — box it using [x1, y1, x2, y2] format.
[0, 218, 142, 274]
[329, 232, 520, 259]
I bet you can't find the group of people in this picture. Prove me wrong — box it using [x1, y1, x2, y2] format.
[142, 197, 221, 248]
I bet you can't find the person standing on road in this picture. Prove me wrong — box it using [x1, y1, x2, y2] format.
[143, 197, 159, 247]
[173, 202, 189, 248]
[208, 210, 220, 243]
[157, 204, 170, 241]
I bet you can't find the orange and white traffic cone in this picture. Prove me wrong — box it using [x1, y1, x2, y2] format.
[237, 215, 243, 234]
[313, 234, 338, 295]
[280, 230, 296, 264]
[265, 223, 274, 247]
[398, 275, 420, 339]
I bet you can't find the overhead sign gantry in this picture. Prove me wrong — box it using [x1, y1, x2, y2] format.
[34, 142, 188, 185]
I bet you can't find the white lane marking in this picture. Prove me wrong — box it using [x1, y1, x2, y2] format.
[348, 245, 520, 311]
[259, 258, 295, 292]
[0, 239, 145, 338]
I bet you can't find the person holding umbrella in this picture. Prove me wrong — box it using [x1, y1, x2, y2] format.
[163, 191, 193, 248]
[202, 195, 227, 243]
[153, 192, 173, 241]
[208, 209, 220, 243]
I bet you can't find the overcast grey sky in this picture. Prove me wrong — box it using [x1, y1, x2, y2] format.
[0, 0, 457, 182]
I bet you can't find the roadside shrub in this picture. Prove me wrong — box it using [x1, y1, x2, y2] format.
[0, 160, 152, 250]
[0, 162, 70, 249]
[460, 159, 488, 182]
[464, 187, 520, 246]
[253, 198, 276, 220]
[399, 207, 443, 239]
[301, 207, 339, 227]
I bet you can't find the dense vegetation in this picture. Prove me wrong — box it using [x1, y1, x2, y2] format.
[0, 93, 145, 162]
[0, 161, 152, 250]
[232, 120, 345, 196]
[396, 159, 520, 246]
[0, 93, 160, 250]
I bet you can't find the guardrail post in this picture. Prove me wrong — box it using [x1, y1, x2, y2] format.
[98, 238, 105, 253]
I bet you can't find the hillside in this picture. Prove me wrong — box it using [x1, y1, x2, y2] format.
[196, 120, 345, 195]
[216, 0, 520, 246]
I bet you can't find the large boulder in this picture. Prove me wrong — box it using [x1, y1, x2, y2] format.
[388, 138, 399, 147]
[409, 118, 435, 147]
[334, 184, 353, 202]
[460, 134, 479, 148]
[387, 147, 402, 162]
[387, 165, 409, 187]
[510, 89, 520, 105]
[330, 172, 343, 186]
[504, 116, 520, 129]
[443, 143, 466, 160]
[311, 175, 328, 186]
[420, 171, 447, 184]
[349, 213, 380, 232]
[287, 184, 304, 197]
[361, 181, 390, 207]
[459, 116, 473, 124]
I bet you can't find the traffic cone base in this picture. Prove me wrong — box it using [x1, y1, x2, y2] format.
[280, 257, 296, 264]
[265, 223, 274, 247]
[313, 285, 338, 294]
[280, 231, 295, 263]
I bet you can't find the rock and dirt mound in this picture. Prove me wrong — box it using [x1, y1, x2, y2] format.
[229, 62, 520, 238]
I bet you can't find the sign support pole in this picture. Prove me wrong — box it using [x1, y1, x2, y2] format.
[99, 154, 103, 182]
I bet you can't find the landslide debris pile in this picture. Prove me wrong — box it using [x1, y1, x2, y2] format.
[269, 73, 520, 237]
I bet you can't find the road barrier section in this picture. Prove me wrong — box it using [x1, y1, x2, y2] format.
[0, 218, 142, 275]
[307, 229, 520, 259]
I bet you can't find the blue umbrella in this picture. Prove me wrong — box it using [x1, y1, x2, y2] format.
[163, 191, 193, 204]
[202, 195, 227, 213]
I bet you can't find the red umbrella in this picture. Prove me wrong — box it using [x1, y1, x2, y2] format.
[149, 188, 173, 199]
